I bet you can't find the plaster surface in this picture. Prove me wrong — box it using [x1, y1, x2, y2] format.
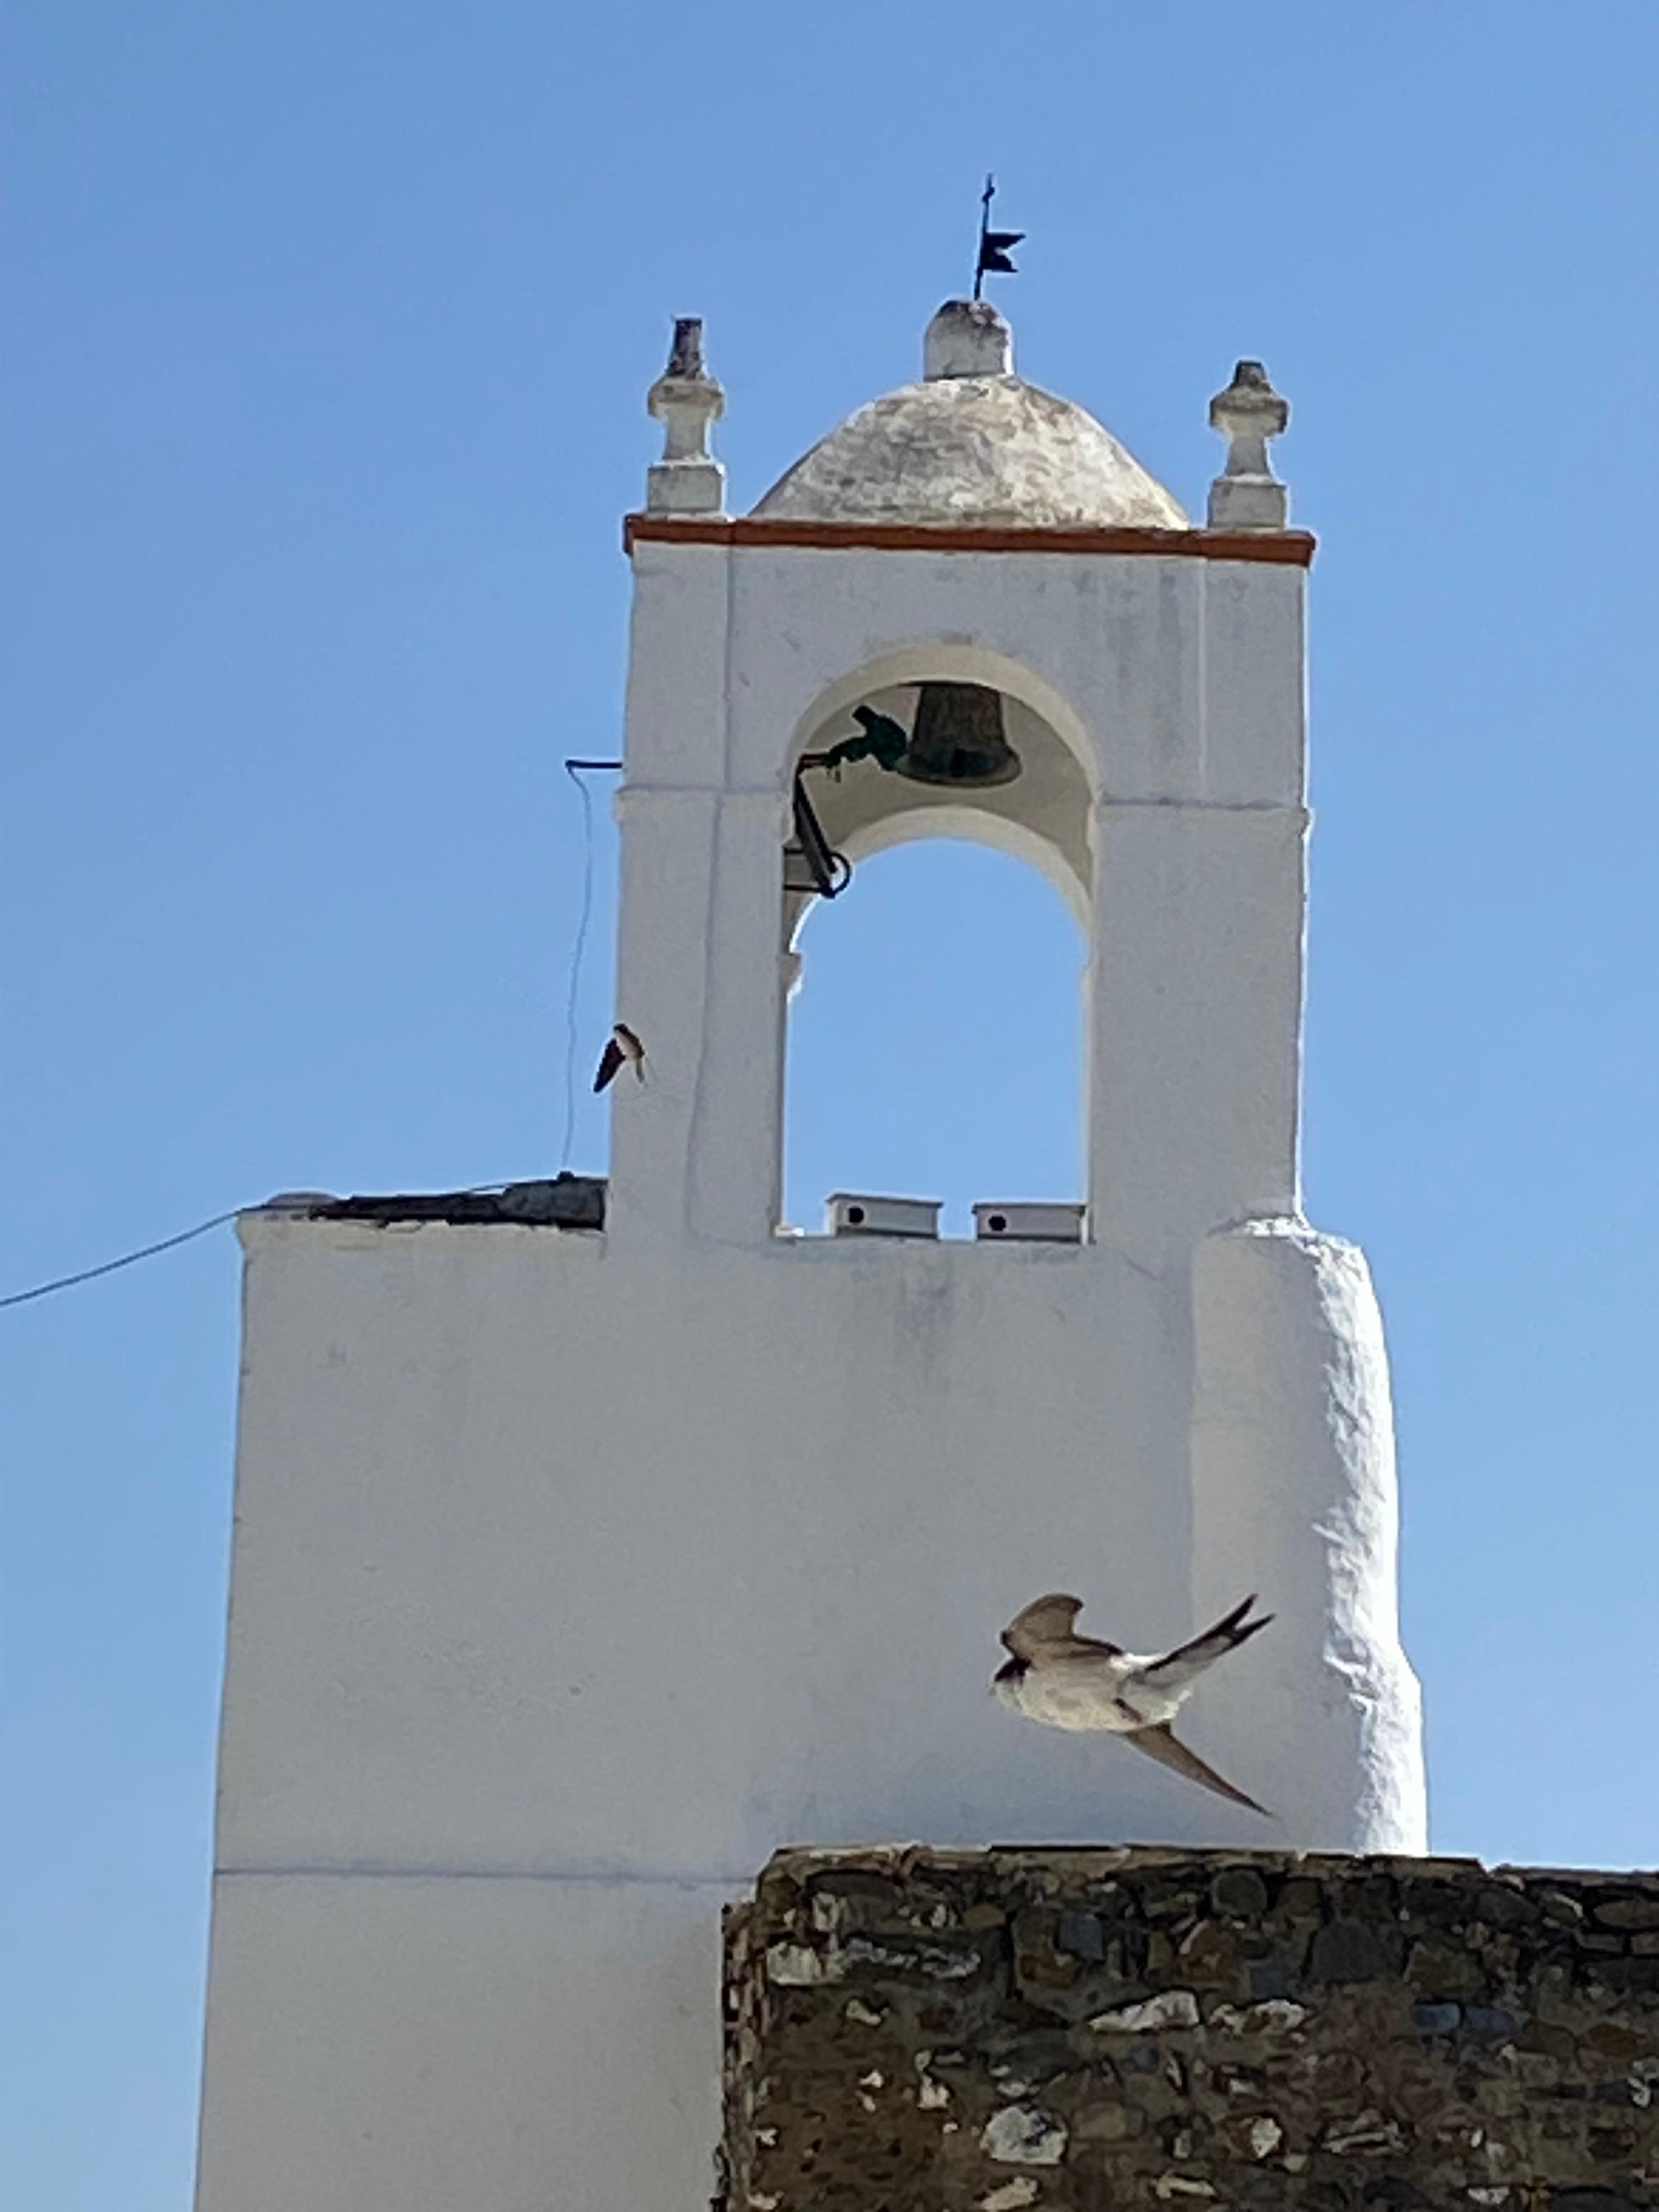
[195, 1197, 1420, 2210]
[218, 1217, 1200, 1876]
[195, 338, 1425, 2209]
[754, 374, 1189, 530]
[613, 539, 1311, 1265]
[195, 1872, 725, 2212]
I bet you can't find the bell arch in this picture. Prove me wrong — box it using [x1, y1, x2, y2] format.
[774, 646, 1097, 1238]
[781, 647, 1098, 953]
[783, 642, 1099, 789]
[808, 804, 1088, 934]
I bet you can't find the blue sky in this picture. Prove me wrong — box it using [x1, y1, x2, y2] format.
[4, 2, 1657, 2204]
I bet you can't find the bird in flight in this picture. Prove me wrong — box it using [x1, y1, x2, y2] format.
[992, 1592, 1273, 1814]
[592, 1022, 646, 1093]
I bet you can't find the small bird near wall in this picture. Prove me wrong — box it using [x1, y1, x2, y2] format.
[993, 1593, 1273, 1813]
[592, 1022, 646, 1092]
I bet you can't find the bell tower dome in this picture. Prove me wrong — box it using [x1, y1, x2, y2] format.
[751, 298, 1188, 531]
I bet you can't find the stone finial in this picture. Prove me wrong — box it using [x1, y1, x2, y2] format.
[645, 315, 726, 517]
[923, 298, 1013, 381]
[1207, 359, 1289, 531]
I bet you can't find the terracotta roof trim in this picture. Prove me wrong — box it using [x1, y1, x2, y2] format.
[624, 514, 1316, 566]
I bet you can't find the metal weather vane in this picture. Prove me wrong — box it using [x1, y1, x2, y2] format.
[972, 173, 1024, 301]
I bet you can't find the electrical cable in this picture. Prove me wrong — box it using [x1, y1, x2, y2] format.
[0, 1209, 241, 1310]
[6, 756, 624, 1311]
[0, 1178, 537, 1314]
[559, 759, 617, 1169]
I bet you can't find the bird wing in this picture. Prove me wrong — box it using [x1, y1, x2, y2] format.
[1138, 1595, 1273, 1687]
[1001, 1593, 1119, 1662]
[592, 1037, 624, 1093]
[1123, 1723, 1269, 1815]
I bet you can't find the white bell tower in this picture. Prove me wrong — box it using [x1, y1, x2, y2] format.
[194, 302, 1424, 2212]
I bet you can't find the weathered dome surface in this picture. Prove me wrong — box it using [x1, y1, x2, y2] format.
[752, 373, 1189, 531]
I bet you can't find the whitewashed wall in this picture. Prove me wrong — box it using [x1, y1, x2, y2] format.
[613, 542, 1309, 1265]
[195, 536, 1424, 2212]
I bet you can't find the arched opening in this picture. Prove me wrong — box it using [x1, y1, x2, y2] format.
[783, 837, 1087, 1238]
[782, 672, 1093, 950]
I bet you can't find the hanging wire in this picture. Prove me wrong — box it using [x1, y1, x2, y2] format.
[0, 1209, 241, 1310]
[6, 758, 624, 1311]
[0, 1173, 559, 1315]
[559, 765, 596, 1168]
[559, 759, 619, 1167]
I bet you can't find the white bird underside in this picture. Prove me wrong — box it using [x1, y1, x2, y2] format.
[994, 1591, 1273, 1814]
[1010, 1650, 1189, 1733]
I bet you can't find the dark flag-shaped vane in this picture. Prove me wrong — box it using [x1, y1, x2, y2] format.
[973, 173, 1024, 300]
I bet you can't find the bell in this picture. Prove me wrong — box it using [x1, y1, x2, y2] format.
[895, 682, 1022, 787]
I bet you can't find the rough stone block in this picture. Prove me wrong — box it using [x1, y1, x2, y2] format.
[721, 1847, 1659, 2210]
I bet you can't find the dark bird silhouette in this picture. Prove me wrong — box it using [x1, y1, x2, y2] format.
[816, 704, 911, 779]
[593, 1022, 646, 1093]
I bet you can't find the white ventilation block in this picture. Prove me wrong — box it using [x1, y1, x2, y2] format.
[826, 1193, 942, 1240]
[972, 1201, 1086, 1244]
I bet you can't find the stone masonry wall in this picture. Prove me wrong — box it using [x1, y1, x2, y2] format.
[721, 1847, 1659, 2211]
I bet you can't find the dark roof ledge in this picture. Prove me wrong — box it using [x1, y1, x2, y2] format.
[259, 1175, 607, 1232]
